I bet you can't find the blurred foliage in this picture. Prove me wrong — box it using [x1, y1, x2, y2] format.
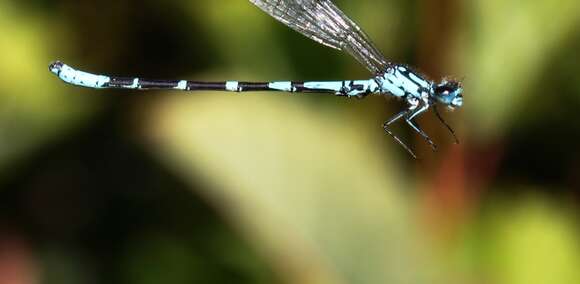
[0, 1, 96, 172]
[467, 0, 580, 139]
[484, 197, 580, 284]
[0, 0, 579, 284]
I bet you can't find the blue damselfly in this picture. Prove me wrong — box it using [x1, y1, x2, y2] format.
[49, 0, 463, 158]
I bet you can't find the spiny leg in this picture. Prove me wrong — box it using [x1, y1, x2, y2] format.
[383, 108, 417, 159]
[433, 105, 459, 144]
[405, 119, 438, 152]
[405, 105, 438, 151]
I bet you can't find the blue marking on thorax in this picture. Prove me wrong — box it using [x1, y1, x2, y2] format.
[408, 72, 430, 89]
[56, 64, 110, 88]
[377, 66, 432, 98]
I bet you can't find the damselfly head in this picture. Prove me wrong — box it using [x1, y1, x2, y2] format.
[432, 80, 463, 109]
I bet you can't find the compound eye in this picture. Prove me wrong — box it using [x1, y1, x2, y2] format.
[435, 80, 460, 95]
[435, 85, 452, 95]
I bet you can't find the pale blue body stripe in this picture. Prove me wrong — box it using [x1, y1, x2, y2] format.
[226, 81, 240, 91]
[268, 82, 293, 92]
[175, 80, 188, 90]
[302, 81, 343, 90]
[304, 79, 381, 97]
[128, 78, 139, 89]
[52, 63, 111, 89]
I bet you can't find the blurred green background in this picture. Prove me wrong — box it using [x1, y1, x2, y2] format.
[1, 0, 579, 283]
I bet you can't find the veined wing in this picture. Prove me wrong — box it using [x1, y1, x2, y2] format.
[250, 0, 391, 74]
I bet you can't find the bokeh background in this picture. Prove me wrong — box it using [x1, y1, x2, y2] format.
[1, 0, 580, 283]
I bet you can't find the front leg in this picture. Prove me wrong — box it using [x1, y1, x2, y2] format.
[405, 101, 438, 151]
[433, 105, 459, 144]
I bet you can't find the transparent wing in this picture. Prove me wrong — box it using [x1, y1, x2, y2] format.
[250, 0, 391, 74]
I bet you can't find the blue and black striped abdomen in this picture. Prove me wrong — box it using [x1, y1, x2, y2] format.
[49, 61, 381, 98]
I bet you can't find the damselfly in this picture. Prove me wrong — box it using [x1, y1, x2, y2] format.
[49, 0, 463, 158]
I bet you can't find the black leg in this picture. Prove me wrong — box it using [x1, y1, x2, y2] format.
[433, 105, 459, 144]
[383, 108, 417, 159]
[404, 102, 438, 152]
[405, 118, 438, 152]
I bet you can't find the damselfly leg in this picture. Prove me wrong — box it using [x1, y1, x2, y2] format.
[383, 101, 440, 158]
[405, 104, 438, 151]
[433, 105, 459, 144]
[383, 108, 417, 159]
